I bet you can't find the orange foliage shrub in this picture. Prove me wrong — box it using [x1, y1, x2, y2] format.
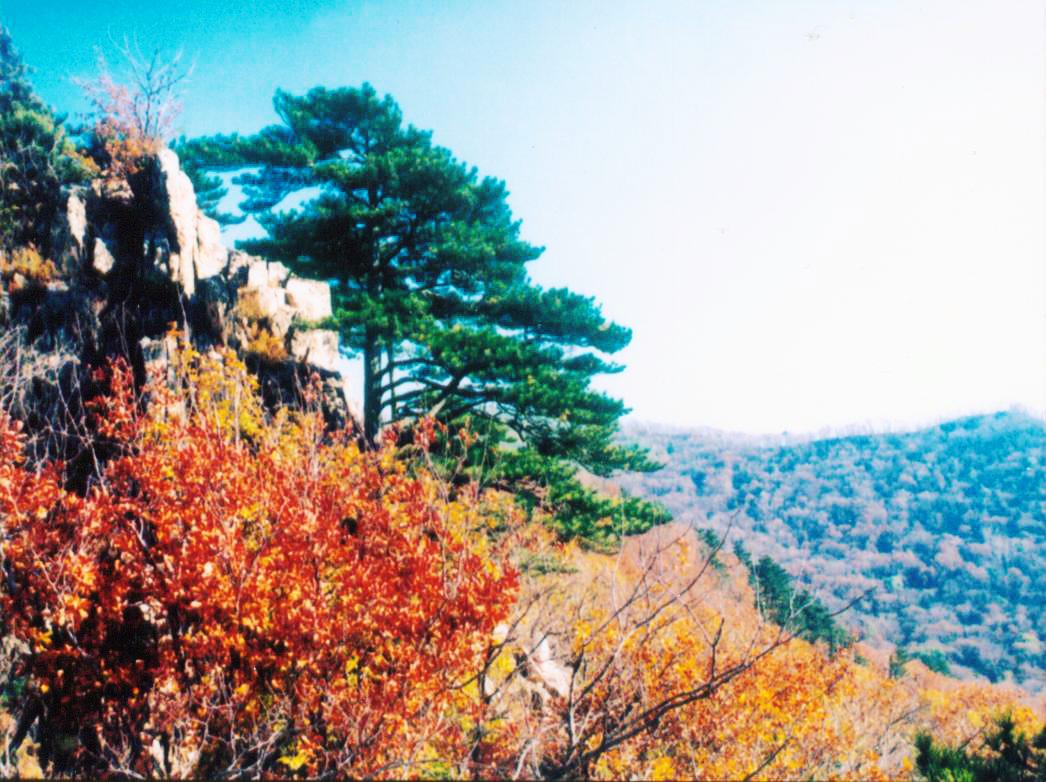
[0, 346, 518, 777]
[468, 524, 876, 779]
[469, 522, 1038, 780]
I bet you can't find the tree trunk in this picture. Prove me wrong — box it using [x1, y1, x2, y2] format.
[363, 236, 383, 444]
[363, 329, 381, 444]
[386, 342, 397, 423]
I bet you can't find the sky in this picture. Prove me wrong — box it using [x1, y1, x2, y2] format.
[3, 0, 1044, 434]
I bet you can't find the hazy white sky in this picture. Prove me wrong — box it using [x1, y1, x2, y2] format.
[484, 0, 1046, 434]
[9, 0, 1046, 433]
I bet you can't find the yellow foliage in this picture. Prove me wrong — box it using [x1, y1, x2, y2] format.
[0, 246, 57, 289]
[277, 745, 312, 772]
[152, 331, 267, 442]
[245, 329, 289, 363]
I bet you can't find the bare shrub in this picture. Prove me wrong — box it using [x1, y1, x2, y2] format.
[76, 37, 193, 176]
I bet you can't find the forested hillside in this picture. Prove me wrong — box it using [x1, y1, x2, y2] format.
[621, 411, 1046, 691]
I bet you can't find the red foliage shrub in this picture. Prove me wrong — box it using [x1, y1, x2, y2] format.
[0, 348, 518, 777]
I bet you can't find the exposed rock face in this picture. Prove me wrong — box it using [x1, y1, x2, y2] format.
[51, 186, 88, 275]
[530, 637, 571, 698]
[156, 148, 199, 293]
[194, 209, 228, 281]
[290, 329, 340, 373]
[237, 259, 294, 339]
[247, 259, 290, 289]
[487, 624, 572, 703]
[91, 237, 116, 276]
[155, 148, 230, 295]
[3, 148, 361, 445]
[285, 278, 333, 322]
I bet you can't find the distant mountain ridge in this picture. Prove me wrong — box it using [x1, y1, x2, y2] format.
[625, 406, 1046, 447]
[619, 410, 1046, 691]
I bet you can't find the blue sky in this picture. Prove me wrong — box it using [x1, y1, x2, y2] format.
[4, 0, 1044, 433]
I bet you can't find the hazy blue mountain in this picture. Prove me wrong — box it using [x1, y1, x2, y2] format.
[620, 411, 1046, 690]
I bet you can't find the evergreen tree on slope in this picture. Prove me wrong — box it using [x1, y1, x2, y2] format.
[178, 84, 668, 541]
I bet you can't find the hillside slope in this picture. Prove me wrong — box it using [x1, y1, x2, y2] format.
[620, 411, 1046, 690]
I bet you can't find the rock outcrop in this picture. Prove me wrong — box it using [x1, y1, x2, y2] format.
[3, 148, 361, 451]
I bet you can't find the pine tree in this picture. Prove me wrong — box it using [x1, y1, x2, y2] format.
[915, 713, 1046, 782]
[178, 84, 668, 541]
[750, 554, 849, 651]
[0, 26, 90, 251]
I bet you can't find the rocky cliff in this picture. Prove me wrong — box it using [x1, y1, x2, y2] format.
[1, 148, 359, 468]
